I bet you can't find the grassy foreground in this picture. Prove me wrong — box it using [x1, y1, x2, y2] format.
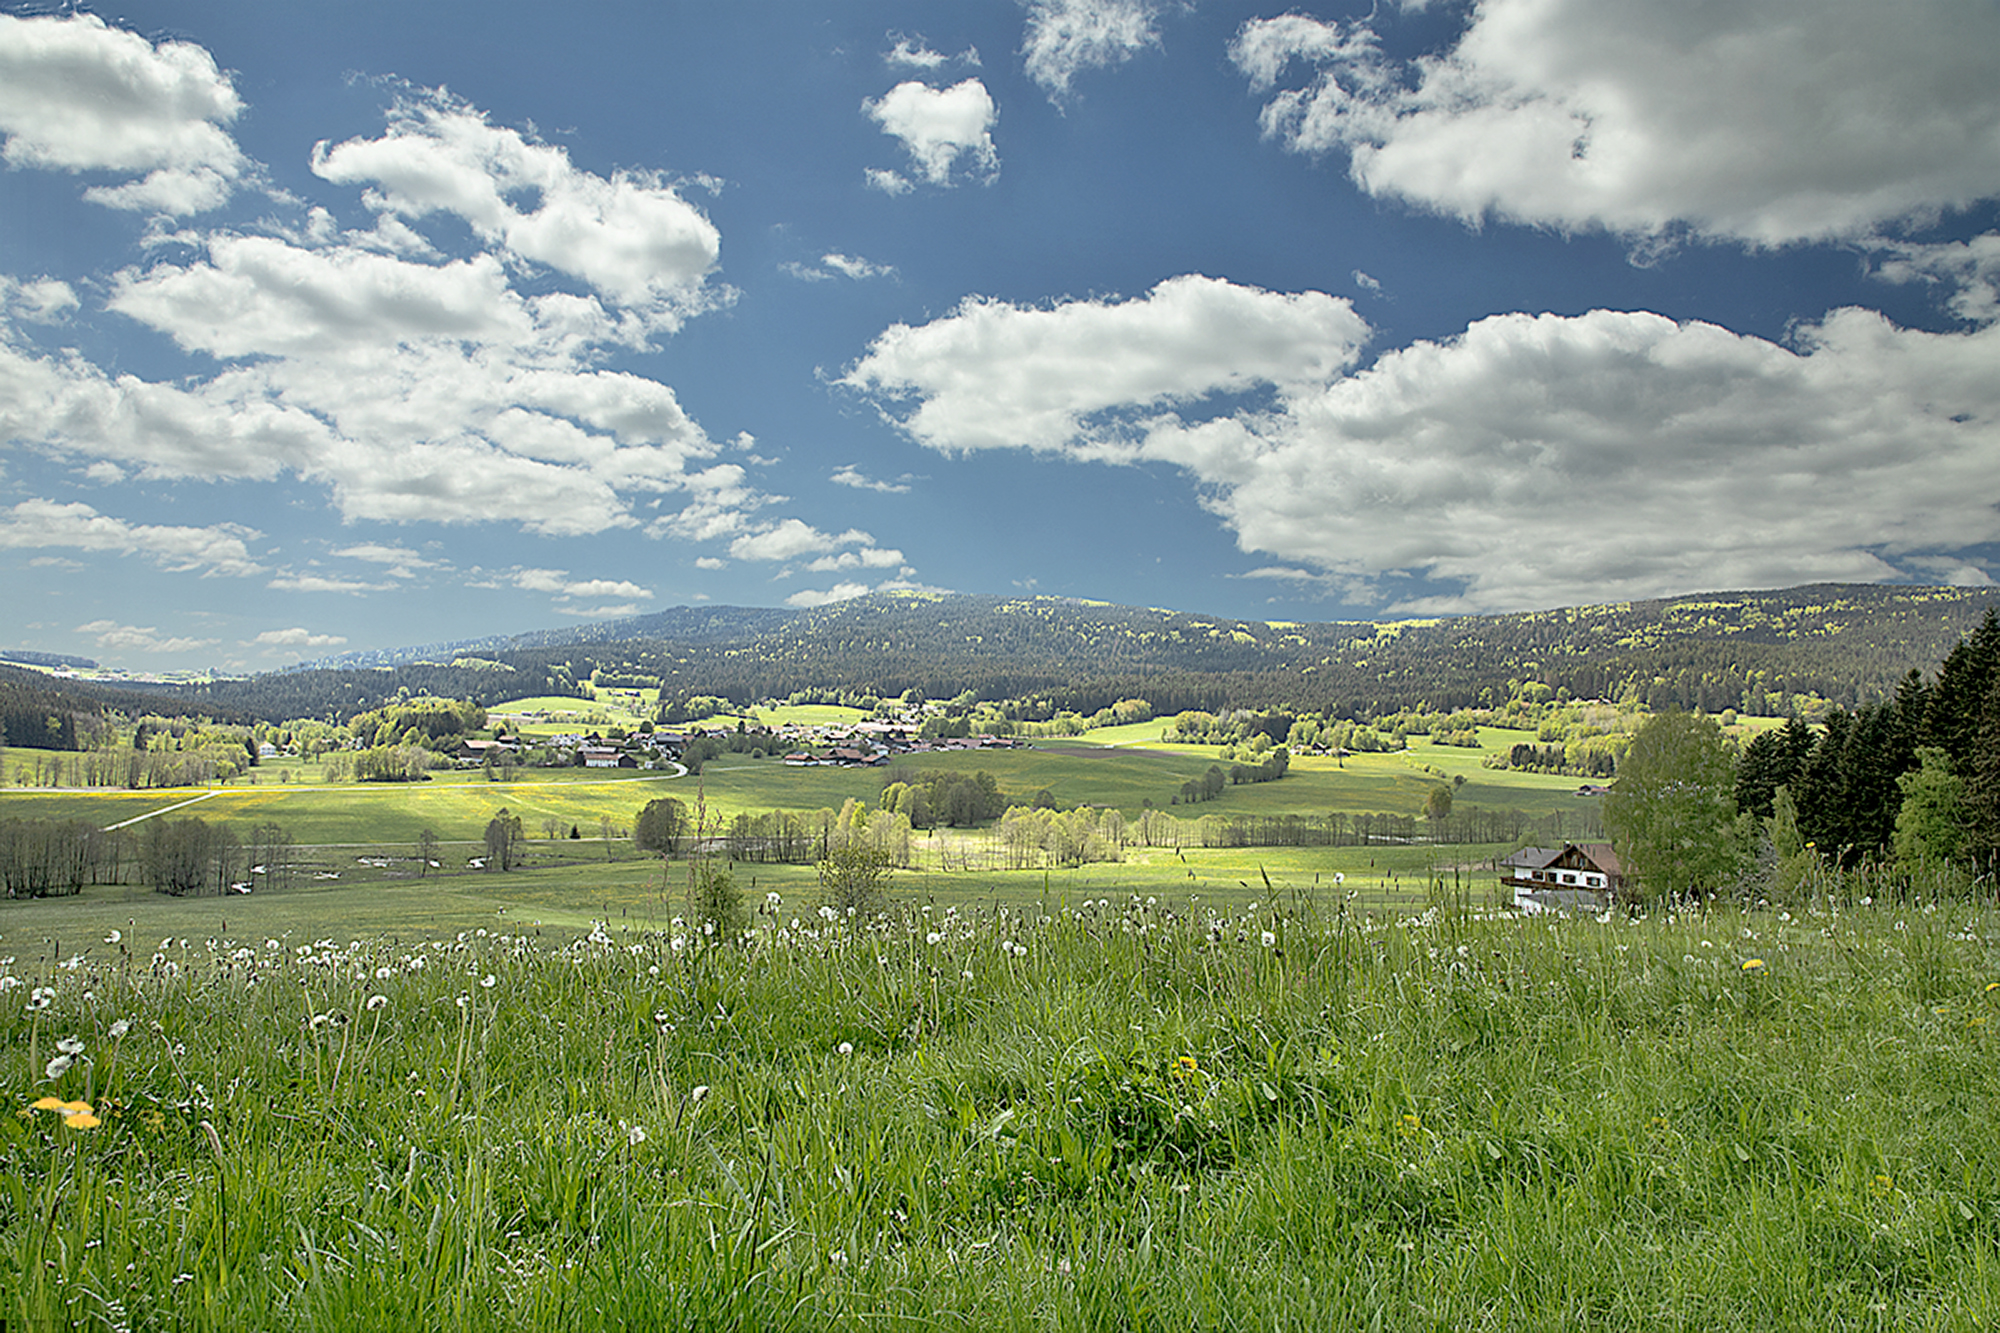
[6, 888, 2000, 1330]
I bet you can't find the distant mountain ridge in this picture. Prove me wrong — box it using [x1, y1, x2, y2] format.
[214, 581, 2000, 725]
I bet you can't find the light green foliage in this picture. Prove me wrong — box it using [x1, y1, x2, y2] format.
[815, 843, 893, 918]
[1894, 746, 1974, 869]
[688, 861, 745, 941]
[632, 796, 688, 858]
[1604, 710, 1742, 902]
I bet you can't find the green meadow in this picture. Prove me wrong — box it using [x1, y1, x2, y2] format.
[7, 887, 1999, 1329]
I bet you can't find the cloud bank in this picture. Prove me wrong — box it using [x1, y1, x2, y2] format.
[848, 280, 2000, 612]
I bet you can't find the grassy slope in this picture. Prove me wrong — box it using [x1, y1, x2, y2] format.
[5, 894, 1996, 1329]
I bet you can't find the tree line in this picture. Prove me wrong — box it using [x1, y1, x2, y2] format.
[0, 816, 297, 898]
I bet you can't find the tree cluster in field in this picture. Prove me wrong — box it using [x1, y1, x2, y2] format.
[880, 770, 1009, 828]
[996, 805, 1127, 868]
[1606, 610, 2000, 902]
[636, 795, 921, 871]
[0, 819, 127, 897]
[678, 722, 780, 773]
[347, 697, 488, 748]
[0, 815, 300, 899]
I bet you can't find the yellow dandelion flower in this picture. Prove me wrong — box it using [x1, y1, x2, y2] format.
[1401, 1112, 1422, 1134]
[29, 1097, 99, 1129]
[1173, 1055, 1199, 1077]
[1986, 982, 2000, 993]
[1742, 959, 1765, 971]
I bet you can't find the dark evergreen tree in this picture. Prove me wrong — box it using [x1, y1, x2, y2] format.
[1735, 716, 1815, 821]
[1924, 607, 2000, 771]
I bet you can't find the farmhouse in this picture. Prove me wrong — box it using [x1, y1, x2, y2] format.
[1502, 842, 1624, 913]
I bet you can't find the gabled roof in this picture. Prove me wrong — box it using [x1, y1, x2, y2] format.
[1500, 846, 1563, 870]
[1552, 842, 1623, 877]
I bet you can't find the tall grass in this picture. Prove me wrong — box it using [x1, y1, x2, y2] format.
[6, 886, 1998, 1329]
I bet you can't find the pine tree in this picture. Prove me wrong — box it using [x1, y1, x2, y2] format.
[1924, 607, 2000, 772]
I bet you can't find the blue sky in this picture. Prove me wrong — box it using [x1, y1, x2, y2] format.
[2, 0, 1997, 673]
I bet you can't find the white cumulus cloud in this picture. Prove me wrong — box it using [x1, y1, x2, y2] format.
[311, 89, 721, 318]
[0, 499, 261, 577]
[842, 274, 1369, 454]
[252, 627, 348, 648]
[0, 12, 250, 215]
[76, 620, 219, 655]
[864, 80, 998, 188]
[1232, 0, 2000, 247]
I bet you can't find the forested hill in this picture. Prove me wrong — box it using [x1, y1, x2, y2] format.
[150, 582, 1999, 724]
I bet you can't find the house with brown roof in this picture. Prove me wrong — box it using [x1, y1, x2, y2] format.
[1502, 842, 1625, 913]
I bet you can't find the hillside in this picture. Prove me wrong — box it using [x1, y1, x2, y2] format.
[132, 581, 1998, 725]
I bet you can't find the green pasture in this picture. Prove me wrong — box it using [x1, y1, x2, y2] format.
[1, 831, 1494, 945]
[0, 769, 689, 846]
[0, 733, 1601, 846]
[9, 879, 2000, 1328]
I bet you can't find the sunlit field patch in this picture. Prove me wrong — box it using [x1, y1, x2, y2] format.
[5, 887, 1999, 1328]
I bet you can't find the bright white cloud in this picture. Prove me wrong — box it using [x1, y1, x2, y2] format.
[851, 280, 2000, 612]
[513, 568, 652, 600]
[1021, 0, 1166, 96]
[5, 222, 737, 538]
[806, 547, 905, 572]
[842, 274, 1369, 453]
[729, 519, 874, 563]
[0, 13, 249, 215]
[1875, 233, 2000, 325]
[311, 89, 721, 317]
[1, 276, 79, 323]
[0, 499, 261, 577]
[783, 252, 896, 283]
[268, 573, 392, 594]
[864, 80, 998, 188]
[75, 620, 219, 655]
[887, 35, 979, 70]
[830, 464, 912, 493]
[1232, 0, 2000, 246]
[0, 27, 763, 546]
[785, 581, 873, 608]
[332, 543, 440, 576]
[252, 627, 348, 648]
